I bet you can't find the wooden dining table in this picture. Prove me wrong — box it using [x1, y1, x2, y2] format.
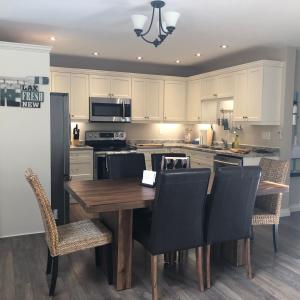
[64, 178, 289, 291]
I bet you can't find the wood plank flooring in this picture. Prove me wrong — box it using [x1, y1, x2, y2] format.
[1, 206, 300, 299]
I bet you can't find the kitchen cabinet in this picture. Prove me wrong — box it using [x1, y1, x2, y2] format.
[132, 78, 164, 121]
[70, 150, 93, 181]
[186, 79, 202, 122]
[70, 74, 89, 120]
[200, 76, 218, 100]
[51, 72, 70, 94]
[200, 100, 218, 123]
[164, 80, 186, 122]
[233, 65, 283, 124]
[216, 73, 235, 98]
[89, 75, 131, 98]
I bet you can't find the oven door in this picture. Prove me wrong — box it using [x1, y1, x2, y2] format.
[213, 154, 243, 171]
[89, 97, 131, 122]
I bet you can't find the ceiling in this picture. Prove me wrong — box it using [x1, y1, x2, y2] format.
[0, 0, 299, 66]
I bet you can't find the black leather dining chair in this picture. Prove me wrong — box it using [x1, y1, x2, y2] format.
[205, 166, 261, 288]
[133, 168, 211, 300]
[151, 152, 186, 172]
[106, 153, 146, 179]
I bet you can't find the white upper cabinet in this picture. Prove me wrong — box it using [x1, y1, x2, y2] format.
[164, 80, 186, 122]
[110, 77, 131, 98]
[51, 72, 70, 94]
[216, 72, 235, 98]
[89, 75, 111, 97]
[200, 77, 217, 100]
[186, 79, 201, 122]
[233, 64, 283, 124]
[70, 74, 89, 120]
[201, 100, 218, 123]
[132, 77, 163, 121]
[89, 75, 131, 98]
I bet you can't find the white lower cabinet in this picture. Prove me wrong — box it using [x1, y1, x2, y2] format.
[70, 150, 93, 181]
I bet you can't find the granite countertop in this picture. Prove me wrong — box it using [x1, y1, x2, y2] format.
[131, 141, 279, 158]
[70, 145, 93, 151]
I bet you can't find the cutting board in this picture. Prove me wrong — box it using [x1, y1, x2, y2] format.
[206, 128, 214, 146]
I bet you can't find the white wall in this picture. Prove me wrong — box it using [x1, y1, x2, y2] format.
[0, 42, 51, 237]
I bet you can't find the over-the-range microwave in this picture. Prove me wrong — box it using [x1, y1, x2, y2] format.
[89, 97, 131, 123]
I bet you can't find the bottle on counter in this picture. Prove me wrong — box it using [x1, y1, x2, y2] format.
[72, 124, 80, 145]
[232, 134, 240, 149]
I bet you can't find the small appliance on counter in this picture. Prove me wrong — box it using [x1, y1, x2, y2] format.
[184, 128, 192, 143]
[85, 130, 137, 179]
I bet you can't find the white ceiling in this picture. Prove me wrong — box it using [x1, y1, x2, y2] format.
[0, 0, 300, 66]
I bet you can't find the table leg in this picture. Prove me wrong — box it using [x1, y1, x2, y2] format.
[100, 210, 133, 290]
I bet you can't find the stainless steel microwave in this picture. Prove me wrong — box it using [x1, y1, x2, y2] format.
[89, 97, 131, 122]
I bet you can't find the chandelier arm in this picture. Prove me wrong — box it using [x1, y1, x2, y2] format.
[158, 7, 168, 35]
[141, 35, 156, 45]
[141, 7, 155, 37]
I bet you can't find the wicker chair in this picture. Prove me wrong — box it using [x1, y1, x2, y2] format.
[25, 169, 113, 296]
[251, 158, 289, 252]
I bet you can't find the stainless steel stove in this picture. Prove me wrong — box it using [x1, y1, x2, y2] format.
[85, 130, 137, 179]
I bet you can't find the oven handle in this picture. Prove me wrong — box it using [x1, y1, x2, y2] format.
[214, 159, 241, 166]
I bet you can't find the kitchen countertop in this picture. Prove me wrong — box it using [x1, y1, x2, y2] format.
[70, 145, 93, 151]
[133, 142, 279, 158]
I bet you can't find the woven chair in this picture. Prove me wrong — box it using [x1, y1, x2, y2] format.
[251, 158, 289, 252]
[25, 169, 113, 296]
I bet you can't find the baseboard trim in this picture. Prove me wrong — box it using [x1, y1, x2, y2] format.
[0, 230, 44, 239]
[280, 208, 291, 217]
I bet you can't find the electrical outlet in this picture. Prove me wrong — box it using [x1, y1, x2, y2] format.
[262, 131, 271, 140]
[53, 209, 58, 220]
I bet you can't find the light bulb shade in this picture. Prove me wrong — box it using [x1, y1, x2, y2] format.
[131, 14, 148, 30]
[163, 11, 180, 27]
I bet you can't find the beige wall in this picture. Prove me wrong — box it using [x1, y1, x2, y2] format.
[0, 42, 51, 237]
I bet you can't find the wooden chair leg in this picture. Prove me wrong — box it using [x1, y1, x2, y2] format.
[106, 244, 113, 285]
[46, 248, 52, 275]
[49, 256, 58, 296]
[206, 245, 211, 289]
[95, 246, 101, 267]
[196, 247, 204, 292]
[272, 224, 279, 253]
[244, 238, 252, 279]
[151, 255, 158, 300]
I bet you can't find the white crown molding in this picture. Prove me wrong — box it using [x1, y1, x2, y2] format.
[0, 41, 52, 53]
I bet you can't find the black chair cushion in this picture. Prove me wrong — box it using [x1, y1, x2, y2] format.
[106, 153, 146, 179]
[205, 166, 261, 245]
[134, 168, 211, 255]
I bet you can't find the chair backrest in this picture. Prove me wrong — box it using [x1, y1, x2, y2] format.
[25, 169, 59, 256]
[206, 166, 261, 245]
[149, 168, 211, 254]
[162, 156, 190, 170]
[256, 158, 289, 215]
[106, 153, 146, 179]
[151, 153, 186, 172]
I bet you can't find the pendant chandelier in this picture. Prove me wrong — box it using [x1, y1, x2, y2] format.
[131, 1, 180, 47]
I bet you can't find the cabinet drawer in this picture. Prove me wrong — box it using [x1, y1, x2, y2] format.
[71, 174, 93, 181]
[70, 162, 92, 175]
[70, 151, 92, 164]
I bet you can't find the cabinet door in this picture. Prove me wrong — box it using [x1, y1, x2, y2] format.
[217, 73, 235, 98]
[146, 79, 164, 121]
[233, 70, 248, 122]
[51, 72, 70, 94]
[110, 76, 131, 98]
[89, 75, 111, 97]
[132, 78, 147, 121]
[70, 74, 89, 120]
[186, 80, 201, 122]
[164, 80, 186, 121]
[246, 67, 262, 121]
[201, 77, 217, 100]
[200, 100, 218, 123]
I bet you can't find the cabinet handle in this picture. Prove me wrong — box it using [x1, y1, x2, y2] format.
[198, 117, 200, 120]
[164, 116, 167, 120]
[213, 93, 218, 97]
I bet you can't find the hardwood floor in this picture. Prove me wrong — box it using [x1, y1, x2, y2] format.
[2, 207, 300, 299]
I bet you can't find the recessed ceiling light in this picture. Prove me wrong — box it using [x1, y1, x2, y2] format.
[137, 56, 143, 60]
[195, 53, 201, 57]
[50, 36, 56, 41]
[93, 52, 99, 56]
[175, 59, 181, 64]
[220, 44, 228, 49]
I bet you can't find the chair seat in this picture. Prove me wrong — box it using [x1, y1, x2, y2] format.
[57, 219, 112, 256]
[252, 207, 279, 226]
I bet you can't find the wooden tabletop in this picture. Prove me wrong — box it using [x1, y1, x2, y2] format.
[65, 178, 289, 213]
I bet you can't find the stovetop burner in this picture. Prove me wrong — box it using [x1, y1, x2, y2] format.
[93, 145, 137, 152]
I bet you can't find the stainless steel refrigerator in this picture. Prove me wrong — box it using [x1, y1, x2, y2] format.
[50, 92, 70, 225]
